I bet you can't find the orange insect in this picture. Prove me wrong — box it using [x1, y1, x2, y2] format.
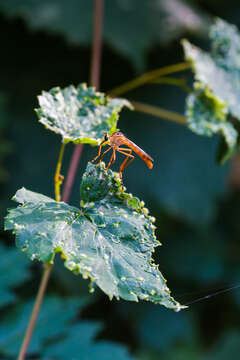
[91, 131, 153, 183]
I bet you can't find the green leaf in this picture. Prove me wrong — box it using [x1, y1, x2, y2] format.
[0, 243, 31, 307]
[0, 295, 133, 359]
[0, 0, 208, 69]
[0, 296, 90, 357]
[36, 83, 131, 145]
[5, 163, 184, 311]
[185, 83, 237, 163]
[43, 322, 134, 360]
[182, 18, 240, 162]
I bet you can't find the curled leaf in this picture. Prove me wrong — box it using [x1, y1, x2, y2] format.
[182, 18, 240, 162]
[186, 83, 237, 163]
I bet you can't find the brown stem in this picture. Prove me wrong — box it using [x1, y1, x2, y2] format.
[90, 0, 104, 88]
[62, 0, 104, 203]
[18, 263, 53, 360]
[62, 144, 84, 202]
[18, 3, 105, 357]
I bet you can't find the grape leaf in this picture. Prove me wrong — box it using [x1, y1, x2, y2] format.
[185, 83, 237, 163]
[43, 322, 134, 360]
[0, 0, 208, 69]
[0, 243, 31, 307]
[35, 83, 131, 145]
[0, 296, 91, 357]
[182, 18, 240, 162]
[5, 162, 184, 311]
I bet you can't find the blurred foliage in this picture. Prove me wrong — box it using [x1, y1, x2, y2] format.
[42, 322, 134, 360]
[1, 0, 240, 359]
[183, 18, 240, 163]
[0, 246, 133, 359]
[0, 243, 31, 307]
[185, 83, 237, 163]
[0, 0, 209, 70]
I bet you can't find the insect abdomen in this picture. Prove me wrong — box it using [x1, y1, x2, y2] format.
[123, 139, 154, 169]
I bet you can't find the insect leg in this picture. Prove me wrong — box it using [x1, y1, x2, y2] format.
[90, 145, 112, 178]
[117, 149, 135, 183]
[97, 146, 112, 165]
[106, 149, 116, 171]
[91, 139, 108, 163]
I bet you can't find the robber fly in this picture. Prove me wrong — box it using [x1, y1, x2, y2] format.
[91, 131, 153, 183]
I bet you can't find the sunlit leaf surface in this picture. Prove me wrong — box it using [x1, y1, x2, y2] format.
[36, 83, 131, 145]
[5, 163, 184, 310]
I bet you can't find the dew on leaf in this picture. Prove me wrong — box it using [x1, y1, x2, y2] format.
[5, 167, 183, 311]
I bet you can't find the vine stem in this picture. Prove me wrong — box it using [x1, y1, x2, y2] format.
[62, 0, 104, 203]
[18, 2, 104, 358]
[17, 3, 104, 358]
[62, 144, 84, 202]
[109, 62, 191, 96]
[18, 144, 66, 359]
[54, 143, 66, 201]
[131, 100, 187, 126]
[17, 263, 53, 360]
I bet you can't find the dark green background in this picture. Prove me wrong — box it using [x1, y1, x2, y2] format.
[1, 0, 240, 359]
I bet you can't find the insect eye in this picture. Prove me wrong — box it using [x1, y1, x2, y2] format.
[104, 133, 109, 141]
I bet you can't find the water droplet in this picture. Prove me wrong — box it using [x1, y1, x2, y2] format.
[141, 294, 149, 300]
[143, 208, 149, 215]
[15, 224, 25, 230]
